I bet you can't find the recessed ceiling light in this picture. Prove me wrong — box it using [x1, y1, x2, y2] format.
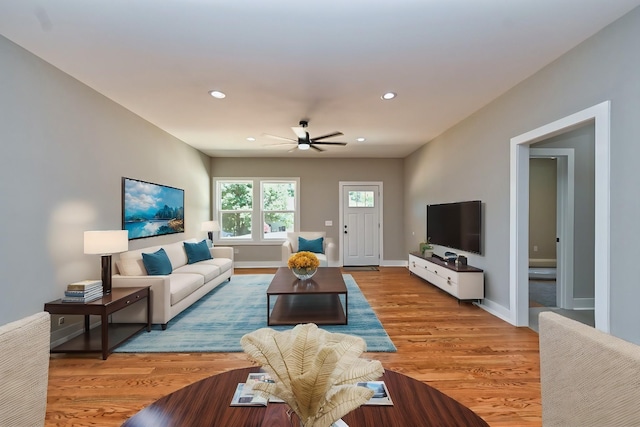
[381, 92, 397, 100]
[356, 137, 366, 142]
[246, 137, 256, 142]
[209, 90, 226, 99]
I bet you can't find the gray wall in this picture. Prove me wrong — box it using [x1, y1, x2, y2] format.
[0, 35, 211, 326]
[210, 158, 405, 264]
[404, 6, 640, 343]
[529, 158, 557, 264]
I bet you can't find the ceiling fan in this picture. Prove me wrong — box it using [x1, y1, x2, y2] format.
[263, 120, 348, 152]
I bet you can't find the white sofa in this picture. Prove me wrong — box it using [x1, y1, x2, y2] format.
[281, 231, 335, 267]
[112, 238, 233, 329]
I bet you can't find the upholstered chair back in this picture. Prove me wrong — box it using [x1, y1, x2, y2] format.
[0, 312, 50, 427]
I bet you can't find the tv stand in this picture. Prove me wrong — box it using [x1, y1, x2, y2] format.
[409, 252, 484, 301]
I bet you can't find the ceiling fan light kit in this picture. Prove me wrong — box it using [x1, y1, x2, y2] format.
[263, 119, 348, 153]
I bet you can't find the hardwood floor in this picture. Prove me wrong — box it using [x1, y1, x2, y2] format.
[45, 267, 542, 426]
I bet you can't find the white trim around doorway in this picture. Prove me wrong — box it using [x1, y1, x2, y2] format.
[509, 101, 610, 332]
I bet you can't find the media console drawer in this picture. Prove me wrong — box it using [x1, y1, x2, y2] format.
[409, 253, 484, 301]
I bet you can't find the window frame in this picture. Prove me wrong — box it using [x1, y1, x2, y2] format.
[214, 177, 300, 244]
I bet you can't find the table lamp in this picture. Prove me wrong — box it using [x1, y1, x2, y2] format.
[84, 230, 129, 294]
[201, 220, 220, 246]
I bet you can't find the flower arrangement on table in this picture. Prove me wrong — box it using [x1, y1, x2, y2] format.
[288, 251, 320, 280]
[241, 323, 384, 427]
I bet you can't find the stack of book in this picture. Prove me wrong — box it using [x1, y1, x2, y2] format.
[62, 280, 103, 303]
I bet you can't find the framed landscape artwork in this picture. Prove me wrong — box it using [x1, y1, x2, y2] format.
[122, 177, 185, 240]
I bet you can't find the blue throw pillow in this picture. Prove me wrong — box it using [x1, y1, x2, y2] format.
[298, 236, 324, 254]
[184, 240, 213, 264]
[142, 248, 173, 275]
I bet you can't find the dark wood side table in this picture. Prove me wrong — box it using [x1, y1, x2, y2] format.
[44, 286, 151, 360]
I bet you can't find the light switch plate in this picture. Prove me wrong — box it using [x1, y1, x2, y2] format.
[325, 220, 333, 226]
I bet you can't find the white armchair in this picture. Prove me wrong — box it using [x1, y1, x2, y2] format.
[539, 311, 640, 426]
[282, 232, 336, 267]
[0, 312, 50, 427]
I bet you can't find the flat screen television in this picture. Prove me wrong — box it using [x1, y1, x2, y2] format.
[427, 200, 482, 254]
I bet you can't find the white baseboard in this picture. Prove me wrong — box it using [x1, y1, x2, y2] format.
[476, 299, 515, 326]
[528, 258, 557, 268]
[572, 298, 595, 310]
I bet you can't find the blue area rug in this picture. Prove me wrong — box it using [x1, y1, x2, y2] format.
[115, 274, 396, 353]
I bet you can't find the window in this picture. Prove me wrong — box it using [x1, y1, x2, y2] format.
[262, 181, 296, 239]
[215, 178, 299, 242]
[348, 190, 375, 207]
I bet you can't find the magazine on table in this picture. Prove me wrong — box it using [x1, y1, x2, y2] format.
[357, 381, 393, 406]
[229, 383, 268, 406]
[245, 371, 285, 403]
[230, 371, 287, 406]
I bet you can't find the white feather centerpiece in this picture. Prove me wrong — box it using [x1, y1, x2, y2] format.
[240, 323, 384, 427]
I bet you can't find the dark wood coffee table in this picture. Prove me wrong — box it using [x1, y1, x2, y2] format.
[122, 367, 489, 426]
[266, 267, 348, 326]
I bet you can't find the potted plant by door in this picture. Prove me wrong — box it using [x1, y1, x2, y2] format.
[419, 238, 434, 258]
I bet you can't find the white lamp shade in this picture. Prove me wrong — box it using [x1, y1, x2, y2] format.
[201, 221, 220, 232]
[84, 230, 129, 255]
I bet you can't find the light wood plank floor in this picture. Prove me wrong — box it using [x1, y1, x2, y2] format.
[46, 267, 542, 426]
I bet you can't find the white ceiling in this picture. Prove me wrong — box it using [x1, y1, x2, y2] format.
[2, 1, 639, 158]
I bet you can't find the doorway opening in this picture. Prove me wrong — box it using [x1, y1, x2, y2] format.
[509, 101, 610, 332]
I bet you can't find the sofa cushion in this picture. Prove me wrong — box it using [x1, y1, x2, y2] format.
[162, 240, 190, 269]
[184, 240, 213, 264]
[117, 257, 147, 276]
[142, 248, 173, 275]
[298, 236, 324, 253]
[173, 263, 221, 283]
[170, 273, 205, 306]
[200, 257, 233, 274]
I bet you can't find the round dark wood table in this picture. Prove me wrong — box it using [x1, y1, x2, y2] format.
[122, 367, 488, 426]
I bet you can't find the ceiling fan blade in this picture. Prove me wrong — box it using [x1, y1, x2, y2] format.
[263, 142, 296, 148]
[311, 131, 343, 142]
[291, 127, 307, 139]
[311, 141, 348, 146]
[287, 146, 299, 153]
[263, 133, 296, 142]
[310, 144, 324, 152]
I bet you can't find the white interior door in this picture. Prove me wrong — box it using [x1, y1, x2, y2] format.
[342, 185, 380, 266]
